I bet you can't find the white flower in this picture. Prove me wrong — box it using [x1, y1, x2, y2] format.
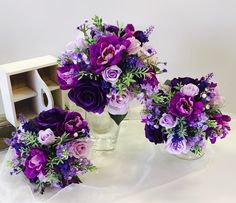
[180, 83, 199, 97]
[127, 37, 142, 54]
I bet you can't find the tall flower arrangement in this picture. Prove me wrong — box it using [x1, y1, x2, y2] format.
[141, 74, 231, 155]
[57, 16, 166, 125]
[8, 108, 95, 194]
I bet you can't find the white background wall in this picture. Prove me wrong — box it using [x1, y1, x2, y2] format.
[0, 0, 235, 114]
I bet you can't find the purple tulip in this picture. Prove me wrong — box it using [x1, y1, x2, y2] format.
[120, 24, 135, 38]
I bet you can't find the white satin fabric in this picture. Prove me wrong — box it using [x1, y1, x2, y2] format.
[0, 116, 236, 203]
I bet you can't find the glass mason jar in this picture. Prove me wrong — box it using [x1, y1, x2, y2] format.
[86, 110, 120, 151]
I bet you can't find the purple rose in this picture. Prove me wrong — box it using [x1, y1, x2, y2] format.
[38, 129, 56, 145]
[33, 108, 67, 135]
[165, 135, 187, 155]
[89, 35, 130, 73]
[102, 65, 122, 84]
[68, 78, 107, 114]
[63, 112, 88, 134]
[145, 124, 166, 144]
[24, 148, 47, 179]
[121, 24, 135, 38]
[180, 83, 199, 97]
[169, 92, 204, 120]
[107, 92, 130, 115]
[57, 64, 80, 90]
[159, 114, 177, 129]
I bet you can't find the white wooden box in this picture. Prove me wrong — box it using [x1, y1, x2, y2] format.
[0, 55, 65, 127]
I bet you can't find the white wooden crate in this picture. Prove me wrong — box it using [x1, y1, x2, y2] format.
[0, 55, 65, 127]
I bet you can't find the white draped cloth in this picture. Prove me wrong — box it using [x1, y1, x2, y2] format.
[0, 115, 236, 203]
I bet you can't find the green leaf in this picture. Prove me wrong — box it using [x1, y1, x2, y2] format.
[85, 165, 97, 172]
[207, 120, 217, 128]
[109, 113, 127, 126]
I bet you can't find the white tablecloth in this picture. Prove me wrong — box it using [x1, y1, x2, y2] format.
[0, 115, 236, 203]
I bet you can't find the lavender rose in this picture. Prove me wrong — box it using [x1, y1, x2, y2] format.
[159, 114, 177, 129]
[165, 135, 187, 155]
[89, 35, 130, 73]
[33, 108, 67, 135]
[107, 92, 130, 115]
[63, 112, 88, 134]
[169, 92, 204, 120]
[68, 78, 107, 114]
[180, 83, 199, 97]
[38, 129, 56, 145]
[102, 65, 122, 84]
[24, 148, 47, 179]
[68, 139, 92, 158]
[57, 64, 80, 90]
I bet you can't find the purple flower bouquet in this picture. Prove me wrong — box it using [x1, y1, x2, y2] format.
[57, 16, 165, 126]
[8, 108, 95, 194]
[142, 74, 231, 159]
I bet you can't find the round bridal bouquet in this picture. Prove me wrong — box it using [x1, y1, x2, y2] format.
[57, 16, 166, 125]
[8, 108, 95, 194]
[142, 73, 231, 159]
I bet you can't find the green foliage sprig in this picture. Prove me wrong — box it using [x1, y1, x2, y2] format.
[116, 68, 149, 94]
[92, 16, 103, 31]
[78, 71, 100, 80]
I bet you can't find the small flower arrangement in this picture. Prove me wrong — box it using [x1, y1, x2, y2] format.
[142, 74, 231, 156]
[8, 108, 95, 194]
[57, 16, 166, 125]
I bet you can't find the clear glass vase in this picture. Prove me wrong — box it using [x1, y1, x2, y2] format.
[175, 148, 206, 160]
[175, 141, 207, 160]
[86, 110, 120, 151]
